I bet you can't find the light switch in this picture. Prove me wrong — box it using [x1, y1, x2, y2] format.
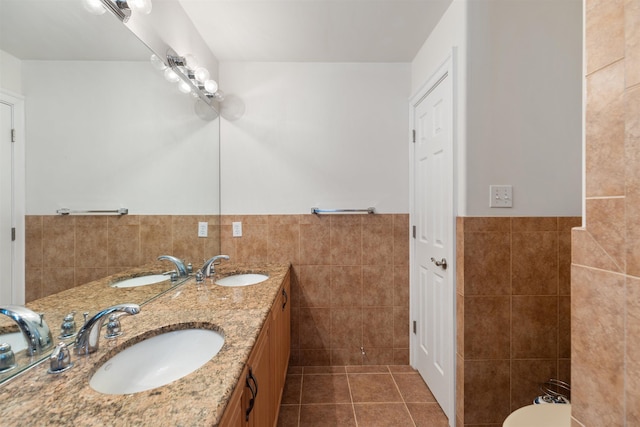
[198, 222, 208, 237]
[490, 185, 513, 208]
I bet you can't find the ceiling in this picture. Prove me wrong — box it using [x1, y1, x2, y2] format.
[0, 0, 452, 63]
[178, 0, 453, 62]
[0, 0, 150, 60]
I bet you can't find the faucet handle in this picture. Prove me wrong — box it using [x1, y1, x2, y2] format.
[59, 311, 77, 338]
[0, 343, 16, 373]
[105, 314, 123, 339]
[47, 342, 73, 374]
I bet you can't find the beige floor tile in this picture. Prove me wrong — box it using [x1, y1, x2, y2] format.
[392, 372, 436, 403]
[406, 403, 449, 427]
[301, 374, 352, 404]
[353, 403, 414, 426]
[348, 373, 403, 403]
[299, 404, 356, 426]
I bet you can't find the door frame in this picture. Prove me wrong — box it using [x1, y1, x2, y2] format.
[409, 50, 457, 425]
[1, 89, 26, 305]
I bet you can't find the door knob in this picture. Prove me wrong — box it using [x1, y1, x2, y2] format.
[430, 257, 448, 270]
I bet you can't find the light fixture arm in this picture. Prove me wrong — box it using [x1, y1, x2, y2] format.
[99, 0, 132, 22]
[166, 49, 217, 109]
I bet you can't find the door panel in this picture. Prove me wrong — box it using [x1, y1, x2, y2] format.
[412, 68, 454, 424]
[0, 102, 13, 305]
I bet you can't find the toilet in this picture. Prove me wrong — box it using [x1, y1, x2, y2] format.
[503, 404, 571, 427]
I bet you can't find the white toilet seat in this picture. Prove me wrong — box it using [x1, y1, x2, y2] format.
[503, 404, 571, 427]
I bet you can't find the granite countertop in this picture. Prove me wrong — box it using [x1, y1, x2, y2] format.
[0, 263, 290, 426]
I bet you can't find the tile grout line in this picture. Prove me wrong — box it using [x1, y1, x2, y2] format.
[344, 369, 359, 426]
[298, 370, 304, 427]
[388, 365, 417, 427]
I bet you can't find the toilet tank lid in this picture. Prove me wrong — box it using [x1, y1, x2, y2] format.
[503, 404, 571, 427]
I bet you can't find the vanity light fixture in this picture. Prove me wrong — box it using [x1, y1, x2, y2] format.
[82, 0, 152, 23]
[165, 49, 223, 112]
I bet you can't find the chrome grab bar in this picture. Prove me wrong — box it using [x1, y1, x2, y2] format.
[311, 207, 375, 215]
[56, 208, 128, 215]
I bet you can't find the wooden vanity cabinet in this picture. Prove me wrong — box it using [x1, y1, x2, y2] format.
[219, 272, 291, 427]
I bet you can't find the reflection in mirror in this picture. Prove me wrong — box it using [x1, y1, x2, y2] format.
[0, 0, 221, 382]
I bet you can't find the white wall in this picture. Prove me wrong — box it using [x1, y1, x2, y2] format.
[411, 0, 582, 217]
[0, 50, 22, 94]
[219, 62, 410, 214]
[465, 0, 582, 216]
[411, 0, 468, 215]
[23, 60, 220, 215]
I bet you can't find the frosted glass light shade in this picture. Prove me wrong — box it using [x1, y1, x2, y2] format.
[129, 0, 152, 14]
[204, 80, 218, 94]
[164, 68, 180, 83]
[82, 0, 106, 15]
[178, 81, 192, 94]
[194, 67, 210, 83]
[150, 54, 166, 71]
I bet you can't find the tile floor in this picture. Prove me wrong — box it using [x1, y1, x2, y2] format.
[277, 365, 449, 427]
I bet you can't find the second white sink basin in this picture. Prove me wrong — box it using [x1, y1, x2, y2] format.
[111, 274, 168, 288]
[215, 273, 268, 287]
[90, 328, 224, 395]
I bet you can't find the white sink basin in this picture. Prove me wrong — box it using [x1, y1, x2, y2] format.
[90, 328, 224, 395]
[215, 273, 268, 287]
[111, 274, 168, 288]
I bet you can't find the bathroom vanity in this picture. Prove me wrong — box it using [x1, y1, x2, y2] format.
[0, 263, 291, 426]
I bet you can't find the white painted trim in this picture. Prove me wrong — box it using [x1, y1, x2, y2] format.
[0, 89, 25, 304]
[408, 49, 457, 427]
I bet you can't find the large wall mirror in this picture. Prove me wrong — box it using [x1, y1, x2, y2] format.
[0, 0, 221, 380]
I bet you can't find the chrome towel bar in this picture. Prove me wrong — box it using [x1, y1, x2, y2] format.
[56, 208, 128, 216]
[311, 207, 375, 215]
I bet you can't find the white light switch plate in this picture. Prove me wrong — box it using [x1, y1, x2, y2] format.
[232, 222, 242, 237]
[490, 185, 513, 208]
[198, 222, 208, 237]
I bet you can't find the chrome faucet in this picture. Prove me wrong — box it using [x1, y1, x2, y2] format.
[157, 255, 188, 277]
[0, 305, 53, 356]
[75, 304, 140, 355]
[201, 255, 230, 278]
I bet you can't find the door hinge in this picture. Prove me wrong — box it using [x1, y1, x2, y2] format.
[11, 227, 15, 241]
[413, 320, 417, 334]
[412, 225, 416, 239]
[11, 129, 15, 143]
[412, 129, 416, 143]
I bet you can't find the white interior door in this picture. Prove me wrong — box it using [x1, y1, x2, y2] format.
[0, 101, 14, 304]
[411, 59, 455, 424]
[0, 90, 24, 306]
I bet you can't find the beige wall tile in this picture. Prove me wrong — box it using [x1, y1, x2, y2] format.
[585, 0, 625, 74]
[299, 307, 331, 350]
[586, 198, 626, 270]
[464, 296, 510, 360]
[298, 265, 331, 307]
[330, 265, 362, 307]
[571, 227, 620, 271]
[627, 275, 640, 424]
[362, 265, 393, 307]
[393, 264, 409, 308]
[462, 232, 511, 296]
[25, 216, 43, 268]
[363, 307, 394, 348]
[571, 265, 625, 426]
[464, 359, 510, 424]
[586, 60, 626, 197]
[510, 359, 557, 412]
[268, 223, 300, 264]
[299, 220, 330, 265]
[392, 214, 409, 266]
[331, 307, 363, 349]
[330, 215, 362, 265]
[625, 0, 640, 88]
[511, 217, 557, 232]
[626, 85, 640, 276]
[43, 222, 75, 268]
[512, 232, 558, 295]
[511, 296, 558, 359]
[461, 217, 510, 233]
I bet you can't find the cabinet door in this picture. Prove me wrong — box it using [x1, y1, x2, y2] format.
[247, 322, 271, 427]
[219, 366, 248, 427]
